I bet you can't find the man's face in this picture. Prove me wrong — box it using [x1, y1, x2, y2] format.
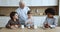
[19, 2, 25, 9]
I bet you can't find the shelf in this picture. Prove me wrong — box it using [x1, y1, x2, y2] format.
[0, 6, 59, 16]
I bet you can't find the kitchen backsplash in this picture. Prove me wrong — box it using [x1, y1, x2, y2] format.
[0, 6, 58, 16]
[0, 7, 17, 16]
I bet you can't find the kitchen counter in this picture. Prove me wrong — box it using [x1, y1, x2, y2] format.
[0, 27, 60, 32]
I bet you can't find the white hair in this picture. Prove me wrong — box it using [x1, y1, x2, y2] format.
[19, 0, 26, 5]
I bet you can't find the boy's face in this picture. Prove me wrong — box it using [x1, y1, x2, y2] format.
[28, 14, 32, 18]
[13, 13, 18, 19]
[47, 13, 53, 18]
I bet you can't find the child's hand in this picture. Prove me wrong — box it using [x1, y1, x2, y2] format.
[44, 23, 50, 28]
[11, 26, 16, 29]
[15, 25, 18, 28]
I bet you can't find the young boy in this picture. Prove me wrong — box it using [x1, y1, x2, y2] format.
[6, 12, 20, 29]
[43, 8, 57, 29]
[25, 11, 34, 28]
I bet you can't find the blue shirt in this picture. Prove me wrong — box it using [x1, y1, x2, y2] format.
[16, 6, 30, 23]
[44, 17, 57, 27]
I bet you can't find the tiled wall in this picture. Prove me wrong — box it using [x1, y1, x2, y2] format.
[0, 7, 18, 16]
[0, 6, 59, 16]
[30, 6, 59, 16]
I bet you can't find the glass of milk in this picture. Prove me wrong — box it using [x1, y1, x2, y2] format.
[21, 25, 24, 29]
[34, 25, 37, 29]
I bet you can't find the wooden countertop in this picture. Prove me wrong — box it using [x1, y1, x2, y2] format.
[0, 27, 60, 32]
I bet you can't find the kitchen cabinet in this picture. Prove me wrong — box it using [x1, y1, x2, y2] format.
[23, 0, 31, 6]
[31, 0, 42, 6]
[0, 0, 21, 6]
[42, 0, 58, 6]
[31, 0, 58, 6]
[0, 0, 31, 6]
[0, 0, 58, 6]
[8, 0, 31, 6]
[7, 0, 20, 6]
[0, 0, 8, 6]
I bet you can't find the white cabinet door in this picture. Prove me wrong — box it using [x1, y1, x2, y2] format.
[0, 0, 58, 6]
[24, 0, 58, 6]
[7, 0, 31, 6]
[31, 0, 58, 6]
[23, 0, 31, 6]
[0, 0, 20, 6]
[0, 0, 31, 6]
[0, 0, 8, 6]
[7, 0, 20, 6]
[42, 0, 58, 6]
[0, 17, 10, 27]
[31, 0, 42, 6]
[8, 0, 31, 6]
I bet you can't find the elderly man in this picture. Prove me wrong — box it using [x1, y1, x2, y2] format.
[16, 1, 30, 26]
